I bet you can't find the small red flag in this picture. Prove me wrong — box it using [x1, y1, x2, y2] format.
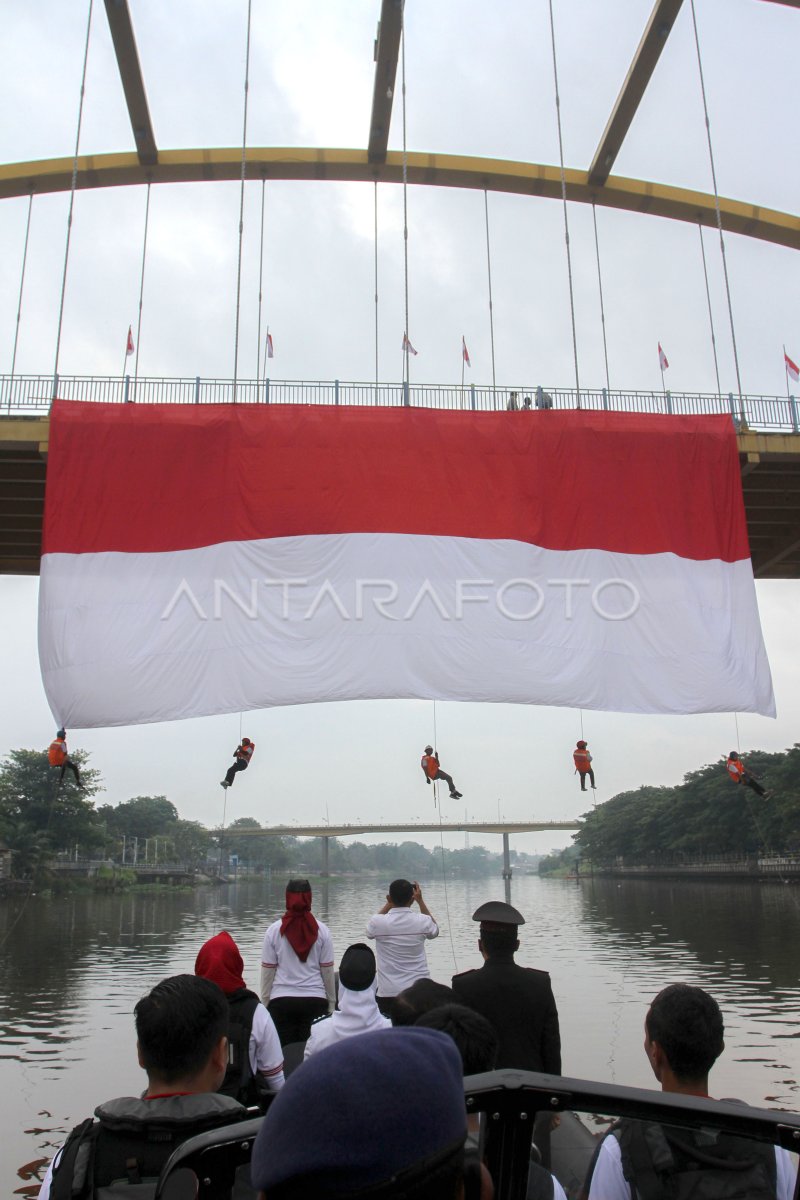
[402, 333, 418, 357]
[126, 326, 134, 356]
[266, 332, 274, 360]
[784, 350, 799, 382]
[658, 342, 669, 371]
[462, 336, 471, 368]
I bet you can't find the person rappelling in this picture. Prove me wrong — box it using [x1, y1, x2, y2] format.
[420, 745, 462, 799]
[726, 751, 770, 798]
[48, 728, 84, 789]
[573, 740, 596, 792]
[221, 738, 255, 789]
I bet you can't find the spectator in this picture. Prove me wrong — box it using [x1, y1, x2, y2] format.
[261, 879, 335, 1044]
[249, 1027, 492, 1200]
[195, 930, 284, 1105]
[38, 975, 246, 1200]
[304, 943, 390, 1058]
[535, 388, 554, 410]
[416, 1004, 566, 1200]
[583, 984, 797, 1200]
[392, 977, 455, 1026]
[507, 391, 520, 411]
[452, 900, 561, 1167]
[367, 879, 440, 1016]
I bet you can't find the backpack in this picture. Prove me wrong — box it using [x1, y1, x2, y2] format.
[219, 989, 268, 1108]
[615, 1118, 777, 1200]
[48, 1094, 246, 1199]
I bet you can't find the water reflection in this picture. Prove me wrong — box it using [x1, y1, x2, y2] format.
[1, 874, 798, 1195]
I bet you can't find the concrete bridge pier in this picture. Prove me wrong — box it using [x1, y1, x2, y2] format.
[501, 832, 513, 881]
[321, 835, 330, 878]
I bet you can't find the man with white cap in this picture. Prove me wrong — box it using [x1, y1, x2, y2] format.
[304, 943, 390, 1058]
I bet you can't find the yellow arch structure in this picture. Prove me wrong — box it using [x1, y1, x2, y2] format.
[1, 147, 799, 252]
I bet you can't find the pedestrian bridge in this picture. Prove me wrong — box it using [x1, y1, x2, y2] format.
[3, 384, 800, 578]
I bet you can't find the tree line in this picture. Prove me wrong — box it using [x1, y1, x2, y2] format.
[0, 747, 513, 881]
[540, 746, 800, 870]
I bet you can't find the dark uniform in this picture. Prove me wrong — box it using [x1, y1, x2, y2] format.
[451, 900, 561, 1168]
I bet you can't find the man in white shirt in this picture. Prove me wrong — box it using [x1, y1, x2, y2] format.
[366, 879, 439, 1016]
[585, 983, 797, 1200]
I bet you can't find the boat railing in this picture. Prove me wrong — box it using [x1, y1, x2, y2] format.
[154, 1068, 800, 1200]
[2, 373, 799, 432]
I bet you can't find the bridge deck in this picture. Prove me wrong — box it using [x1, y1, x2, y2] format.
[2, 400, 799, 578]
[219, 820, 582, 838]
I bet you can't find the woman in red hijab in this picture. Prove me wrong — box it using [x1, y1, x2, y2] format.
[195, 930, 284, 1105]
[260, 879, 335, 1045]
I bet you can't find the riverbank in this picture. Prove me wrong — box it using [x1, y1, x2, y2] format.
[577, 855, 800, 882]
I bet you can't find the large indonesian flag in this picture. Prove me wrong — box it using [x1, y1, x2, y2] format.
[39, 401, 775, 727]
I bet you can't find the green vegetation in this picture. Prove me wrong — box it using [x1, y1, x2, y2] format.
[571, 747, 800, 865]
[0, 748, 509, 884]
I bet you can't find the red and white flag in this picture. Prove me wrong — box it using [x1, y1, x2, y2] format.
[658, 342, 669, 371]
[266, 332, 274, 360]
[462, 337, 471, 368]
[402, 332, 418, 356]
[39, 403, 774, 727]
[126, 326, 134, 357]
[784, 350, 799, 382]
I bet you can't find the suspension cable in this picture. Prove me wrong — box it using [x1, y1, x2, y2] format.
[697, 221, 722, 399]
[591, 201, 611, 395]
[256, 177, 266, 384]
[8, 191, 34, 413]
[546, 0, 581, 407]
[483, 190, 497, 399]
[401, 9, 411, 388]
[232, 0, 254, 403]
[689, 0, 743, 413]
[432, 699, 459, 972]
[52, 0, 94, 400]
[133, 180, 152, 394]
[374, 181, 380, 396]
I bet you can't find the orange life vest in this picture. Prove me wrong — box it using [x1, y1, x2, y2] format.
[573, 749, 592, 773]
[726, 757, 745, 782]
[421, 753, 438, 779]
[236, 742, 255, 763]
[48, 737, 67, 766]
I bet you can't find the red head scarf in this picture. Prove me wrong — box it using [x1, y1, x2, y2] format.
[280, 882, 319, 962]
[194, 930, 246, 995]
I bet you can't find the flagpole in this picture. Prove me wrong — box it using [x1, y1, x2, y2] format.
[264, 325, 270, 381]
[660, 362, 666, 397]
[121, 336, 130, 385]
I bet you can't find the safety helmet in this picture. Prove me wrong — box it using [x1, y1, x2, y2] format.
[424, 745, 433, 753]
[242, 738, 251, 746]
[576, 740, 587, 748]
[57, 728, 66, 739]
[729, 750, 739, 759]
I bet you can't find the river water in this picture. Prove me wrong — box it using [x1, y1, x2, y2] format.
[2, 873, 799, 1197]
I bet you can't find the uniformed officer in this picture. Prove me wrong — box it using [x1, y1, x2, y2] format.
[451, 900, 562, 1166]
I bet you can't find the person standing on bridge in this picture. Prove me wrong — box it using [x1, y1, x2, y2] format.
[220, 737, 254, 789]
[48, 728, 84, 789]
[421, 745, 462, 799]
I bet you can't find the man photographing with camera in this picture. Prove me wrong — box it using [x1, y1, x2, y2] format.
[366, 880, 440, 1018]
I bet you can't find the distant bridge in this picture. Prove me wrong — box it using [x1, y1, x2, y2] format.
[218, 819, 582, 879]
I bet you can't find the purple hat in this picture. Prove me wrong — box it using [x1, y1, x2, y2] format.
[250, 1027, 466, 1196]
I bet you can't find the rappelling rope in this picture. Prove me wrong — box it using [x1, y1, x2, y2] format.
[133, 180, 152, 393]
[256, 177, 266, 384]
[400, 7, 411, 389]
[433, 700, 460, 973]
[689, 0, 743, 413]
[374, 180, 380, 398]
[546, 0, 581, 407]
[591, 201, 611, 395]
[697, 221, 722, 399]
[8, 191, 34, 412]
[52, 0, 94, 401]
[483, 190, 498, 400]
[232, 0, 254, 403]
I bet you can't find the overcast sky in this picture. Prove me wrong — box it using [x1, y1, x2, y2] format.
[0, 1, 798, 856]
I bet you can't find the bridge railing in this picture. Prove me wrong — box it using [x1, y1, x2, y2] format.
[3, 374, 799, 432]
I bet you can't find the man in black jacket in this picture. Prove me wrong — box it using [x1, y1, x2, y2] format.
[451, 900, 561, 1167]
